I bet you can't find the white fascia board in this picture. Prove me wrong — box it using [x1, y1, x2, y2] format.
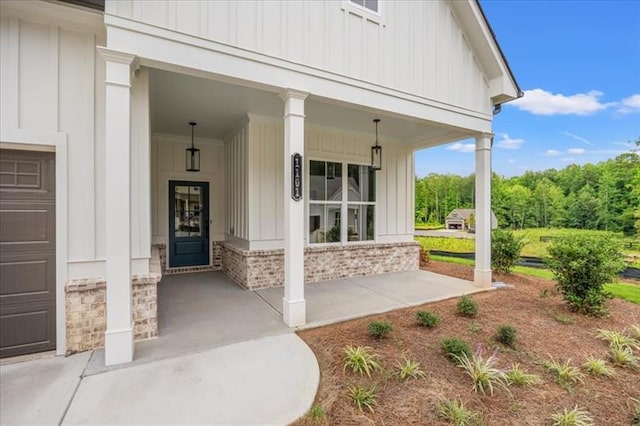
[449, 0, 519, 104]
[104, 15, 493, 134]
[1, 0, 105, 37]
[409, 129, 476, 151]
[489, 74, 519, 104]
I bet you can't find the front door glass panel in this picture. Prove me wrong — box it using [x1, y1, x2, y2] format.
[174, 185, 202, 237]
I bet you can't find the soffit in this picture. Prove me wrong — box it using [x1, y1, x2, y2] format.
[150, 69, 463, 145]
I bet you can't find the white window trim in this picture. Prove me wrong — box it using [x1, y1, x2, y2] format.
[340, 0, 385, 26]
[307, 159, 377, 246]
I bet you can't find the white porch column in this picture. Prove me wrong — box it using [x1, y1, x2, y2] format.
[99, 48, 137, 365]
[474, 133, 493, 288]
[280, 89, 308, 327]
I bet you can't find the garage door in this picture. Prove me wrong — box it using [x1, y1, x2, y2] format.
[0, 149, 56, 358]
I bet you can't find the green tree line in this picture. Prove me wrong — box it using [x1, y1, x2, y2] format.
[415, 152, 640, 236]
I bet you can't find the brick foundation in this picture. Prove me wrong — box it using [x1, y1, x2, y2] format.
[64, 248, 162, 354]
[222, 245, 284, 289]
[221, 241, 419, 290]
[156, 241, 223, 275]
[305, 242, 420, 282]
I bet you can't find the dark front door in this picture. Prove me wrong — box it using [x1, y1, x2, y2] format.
[169, 181, 209, 268]
[0, 149, 56, 358]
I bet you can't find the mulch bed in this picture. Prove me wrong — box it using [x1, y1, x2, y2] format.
[294, 260, 640, 425]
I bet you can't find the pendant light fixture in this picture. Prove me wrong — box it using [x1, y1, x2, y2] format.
[370, 118, 382, 171]
[186, 121, 200, 172]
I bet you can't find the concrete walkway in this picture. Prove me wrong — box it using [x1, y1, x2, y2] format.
[1, 269, 481, 425]
[1, 334, 317, 425]
[64, 334, 318, 425]
[0, 351, 91, 425]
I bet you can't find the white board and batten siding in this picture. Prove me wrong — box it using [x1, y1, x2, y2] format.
[0, 3, 156, 279]
[1, 4, 112, 280]
[224, 116, 414, 250]
[107, 0, 492, 116]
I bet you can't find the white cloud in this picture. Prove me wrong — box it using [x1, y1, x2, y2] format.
[567, 148, 586, 155]
[616, 94, 640, 114]
[447, 142, 475, 153]
[545, 149, 561, 156]
[495, 133, 524, 150]
[510, 89, 612, 115]
[507, 158, 516, 164]
[589, 149, 627, 155]
[563, 131, 593, 146]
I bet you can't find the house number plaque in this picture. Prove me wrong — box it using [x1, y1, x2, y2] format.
[291, 153, 303, 201]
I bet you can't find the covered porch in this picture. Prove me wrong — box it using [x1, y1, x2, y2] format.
[97, 49, 495, 365]
[85, 269, 481, 373]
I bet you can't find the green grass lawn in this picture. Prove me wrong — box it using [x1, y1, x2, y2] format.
[605, 283, 640, 304]
[416, 236, 475, 253]
[429, 255, 639, 304]
[417, 228, 640, 266]
[512, 228, 640, 257]
[414, 223, 445, 230]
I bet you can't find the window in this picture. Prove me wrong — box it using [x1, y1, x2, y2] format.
[350, 0, 378, 13]
[309, 160, 375, 244]
[341, 0, 384, 25]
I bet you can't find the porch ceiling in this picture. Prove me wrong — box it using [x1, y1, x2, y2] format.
[149, 68, 470, 146]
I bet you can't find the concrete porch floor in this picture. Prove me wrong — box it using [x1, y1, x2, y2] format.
[258, 269, 483, 329]
[2, 269, 483, 425]
[86, 268, 482, 374]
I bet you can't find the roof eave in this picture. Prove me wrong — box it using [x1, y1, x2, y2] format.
[474, 0, 524, 103]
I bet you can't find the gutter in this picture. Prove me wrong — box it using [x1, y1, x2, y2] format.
[59, 0, 105, 12]
[474, 0, 525, 115]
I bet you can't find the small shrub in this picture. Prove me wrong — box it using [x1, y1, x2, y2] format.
[550, 406, 594, 426]
[367, 320, 393, 339]
[456, 295, 478, 318]
[551, 312, 575, 325]
[343, 346, 382, 377]
[441, 338, 472, 362]
[582, 356, 614, 377]
[609, 344, 638, 367]
[544, 357, 584, 389]
[596, 329, 640, 351]
[547, 234, 624, 316]
[505, 363, 541, 386]
[630, 324, 640, 341]
[416, 310, 441, 328]
[396, 357, 426, 381]
[495, 324, 517, 347]
[307, 404, 327, 424]
[437, 399, 483, 426]
[453, 347, 509, 395]
[540, 288, 557, 299]
[468, 322, 482, 335]
[419, 247, 430, 267]
[347, 384, 377, 413]
[491, 229, 525, 274]
[630, 398, 640, 426]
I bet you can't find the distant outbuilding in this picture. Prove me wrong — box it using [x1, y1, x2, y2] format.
[445, 209, 498, 230]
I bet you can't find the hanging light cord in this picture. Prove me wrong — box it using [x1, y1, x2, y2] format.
[191, 122, 195, 149]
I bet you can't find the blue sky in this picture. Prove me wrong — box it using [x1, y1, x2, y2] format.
[415, 0, 640, 177]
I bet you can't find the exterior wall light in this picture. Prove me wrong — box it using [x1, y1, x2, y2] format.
[186, 121, 200, 172]
[370, 118, 382, 171]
